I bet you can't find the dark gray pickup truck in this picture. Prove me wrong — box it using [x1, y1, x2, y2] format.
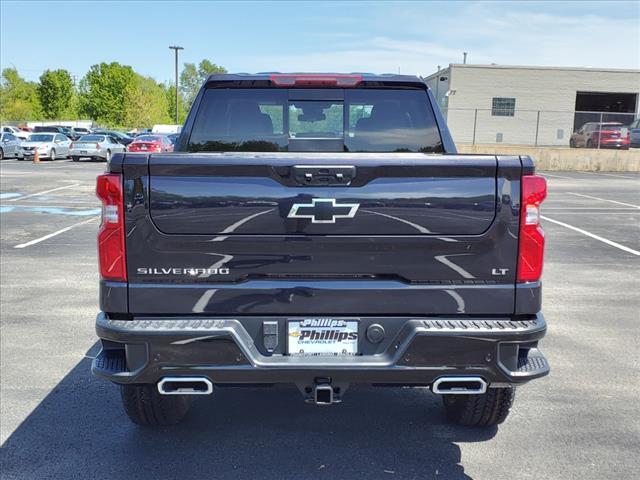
[92, 73, 549, 427]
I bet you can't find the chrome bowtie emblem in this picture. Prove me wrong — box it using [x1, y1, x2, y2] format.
[287, 198, 360, 224]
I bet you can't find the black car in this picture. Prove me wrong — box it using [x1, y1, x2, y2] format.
[72, 127, 93, 137]
[92, 130, 134, 145]
[33, 125, 78, 140]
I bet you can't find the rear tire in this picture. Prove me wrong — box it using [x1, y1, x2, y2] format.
[0, 148, 4, 160]
[586, 140, 593, 148]
[442, 387, 515, 427]
[71, 156, 80, 162]
[120, 384, 191, 426]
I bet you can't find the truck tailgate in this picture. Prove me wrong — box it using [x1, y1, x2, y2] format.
[122, 153, 522, 316]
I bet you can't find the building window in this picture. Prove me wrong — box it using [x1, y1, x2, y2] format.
[492, 97, 516, 117]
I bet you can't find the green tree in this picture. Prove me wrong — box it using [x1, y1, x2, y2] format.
[78, 62, 136, 126]
[38, 69, 75, 119]
[0, 68, 42, 121]
[165, 84, 188, 123]
[180, 59, 226, 108]
[123, 75, 171, 128]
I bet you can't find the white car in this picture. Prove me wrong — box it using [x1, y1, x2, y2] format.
[0, 132, 23, 159]
[1, 126, 30, 141]
[20, 133, 71, 161]
[69, 134, 126, 162]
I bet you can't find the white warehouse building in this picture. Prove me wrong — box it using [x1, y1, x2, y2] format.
[424, 64, 640, 146]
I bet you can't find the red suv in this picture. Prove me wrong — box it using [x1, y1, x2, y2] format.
[570, 122, 630, 149]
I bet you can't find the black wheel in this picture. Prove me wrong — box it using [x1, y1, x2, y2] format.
[442, 387, 515, 427]
[569, 139, 575, 148]
[586, 140, 593, 149]
[105, 150, 111, 162]
[72, 156, 80, 162]
[120, 384, 191, 426]
[0, 148, 4, 160]
[50, 149, 56, 161]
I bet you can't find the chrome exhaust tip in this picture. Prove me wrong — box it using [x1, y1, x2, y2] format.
[157, 377, 213, 395]
[432, 376, 487, 395]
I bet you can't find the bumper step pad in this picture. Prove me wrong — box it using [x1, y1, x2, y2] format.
[517, 352, 549, 374]
[422, 318, 541, 332]
[93, 348, 126, 376]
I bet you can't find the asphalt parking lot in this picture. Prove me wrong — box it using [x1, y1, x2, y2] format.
[0, 158, 638, 480]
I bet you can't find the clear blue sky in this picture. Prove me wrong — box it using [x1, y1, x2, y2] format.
[1, 1, 638, 83]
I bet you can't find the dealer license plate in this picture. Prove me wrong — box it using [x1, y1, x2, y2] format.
[288, 319, 358, 356]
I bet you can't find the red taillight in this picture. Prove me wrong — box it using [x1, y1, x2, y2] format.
[96, 173, 126, 281]
[517, 175, 547, 282]
[270, 74, 363, 87]
[69, 143, 74, 149]
[95, 143, 100, 149]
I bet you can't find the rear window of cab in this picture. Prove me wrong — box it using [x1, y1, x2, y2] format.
[187, 88, 443, 153]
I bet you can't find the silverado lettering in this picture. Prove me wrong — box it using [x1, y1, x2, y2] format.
[136, 267, 230, 275]
[92, 73, 549, 427]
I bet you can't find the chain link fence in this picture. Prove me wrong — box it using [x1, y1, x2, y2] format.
[440, 109, 637, 148]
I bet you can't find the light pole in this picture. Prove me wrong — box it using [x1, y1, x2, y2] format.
[168, 45, 184, 123]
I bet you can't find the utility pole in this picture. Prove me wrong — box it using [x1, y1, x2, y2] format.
[168, 45, 184, 123]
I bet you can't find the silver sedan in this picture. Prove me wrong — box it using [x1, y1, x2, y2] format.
[0, 132, 23, 159]
[20, 133, 71, 160]
[70, 135, 126, 162]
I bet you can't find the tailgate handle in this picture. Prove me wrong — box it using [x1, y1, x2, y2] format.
[292, 166, 356, 186]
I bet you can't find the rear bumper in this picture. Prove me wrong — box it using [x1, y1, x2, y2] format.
[93, 312, 549, 388]
[70, 148, 105, 158]
[21, 150, 49, 159]
[598, 140, 630, 149]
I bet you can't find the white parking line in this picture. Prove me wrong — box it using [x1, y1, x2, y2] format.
[549, 212, 640, 215]
[541, 215, 640, 256]
[8, 183, 81, 202]
[539, 173, 572, 179]
[14, 216, 99, 249]
[4, 203, 99, 209]
[544, 207, 638, 210]
[568, 192, 640, 209]
[578, 171, 635, 179]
